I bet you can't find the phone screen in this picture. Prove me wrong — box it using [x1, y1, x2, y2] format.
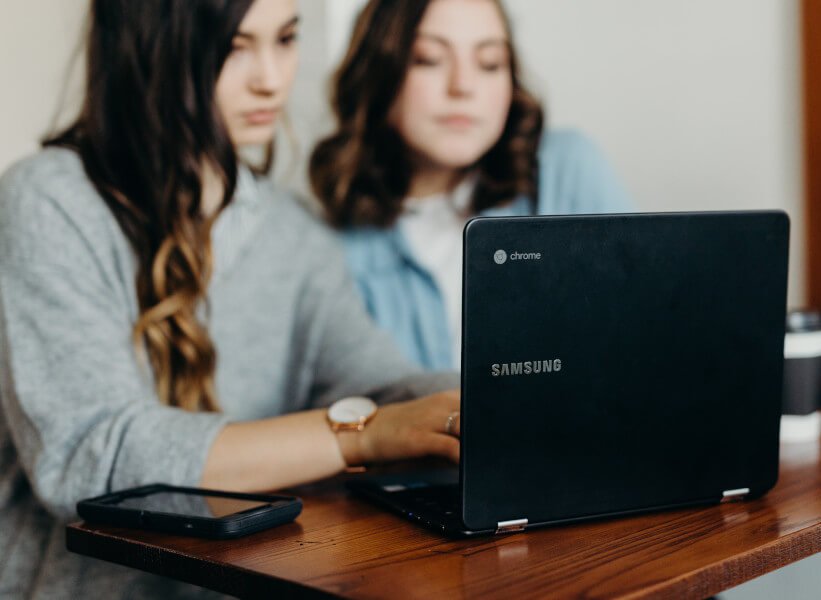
[109, 491, 279, 518]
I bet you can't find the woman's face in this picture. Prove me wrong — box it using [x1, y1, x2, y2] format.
[216, 0, 299, 147]
[389, 0, 513, 173]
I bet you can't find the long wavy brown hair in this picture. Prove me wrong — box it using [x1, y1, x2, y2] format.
[310, 0, 543, 228]
[44, 0, 268, 412]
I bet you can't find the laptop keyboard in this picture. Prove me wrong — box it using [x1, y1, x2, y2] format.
[392, 484, 460, 519]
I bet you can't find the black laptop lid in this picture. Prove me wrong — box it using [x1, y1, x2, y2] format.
[460, 212, 789, 531]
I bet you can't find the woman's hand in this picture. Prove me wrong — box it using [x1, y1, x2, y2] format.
[337, 390, 461, 467]
[203, 391, 461, 493]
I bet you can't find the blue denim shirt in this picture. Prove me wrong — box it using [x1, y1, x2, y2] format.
[340, 129, 633, 370]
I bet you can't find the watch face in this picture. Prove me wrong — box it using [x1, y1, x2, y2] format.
[328, 397, 377, 425]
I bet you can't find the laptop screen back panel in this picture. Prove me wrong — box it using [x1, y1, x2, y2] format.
[460, 212, 789, 531]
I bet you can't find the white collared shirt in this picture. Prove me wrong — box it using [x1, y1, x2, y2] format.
[399, 176, 476, 367]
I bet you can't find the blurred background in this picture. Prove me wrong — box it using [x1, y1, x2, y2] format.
[0, 1, 818, 597]
[0, 0, 806, 306]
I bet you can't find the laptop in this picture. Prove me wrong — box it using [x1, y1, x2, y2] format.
[347, 211, 790, 537]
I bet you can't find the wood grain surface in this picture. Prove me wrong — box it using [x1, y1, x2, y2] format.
[67, 440, 821, 599]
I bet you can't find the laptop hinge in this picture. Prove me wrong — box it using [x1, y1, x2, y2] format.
[720, 487, 750, 502]
[496, 518, 528, 534]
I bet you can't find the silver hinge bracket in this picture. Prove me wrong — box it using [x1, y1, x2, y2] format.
[496, 518, 528, 534]
[720, 487, 750, 502]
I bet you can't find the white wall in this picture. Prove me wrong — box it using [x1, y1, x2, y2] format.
[505, 0, 804, 306]
[271, 0, 331, 188]
[0, 0, 806, 306]
[0, 0, 87, 171]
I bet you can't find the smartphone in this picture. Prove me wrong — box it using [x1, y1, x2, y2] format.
[77, 484, 302, 539]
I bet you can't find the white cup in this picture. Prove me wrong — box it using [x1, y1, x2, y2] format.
[781, 311, 821, 442]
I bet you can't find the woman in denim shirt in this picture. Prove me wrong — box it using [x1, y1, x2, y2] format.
[311, 0, 631, 370]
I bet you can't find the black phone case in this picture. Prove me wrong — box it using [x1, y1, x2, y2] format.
[77, 484, 303, 539]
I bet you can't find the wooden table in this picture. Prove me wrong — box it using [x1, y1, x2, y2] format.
[67, 440, 821, 599]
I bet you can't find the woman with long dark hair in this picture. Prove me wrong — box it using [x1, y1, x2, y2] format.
[0, 1, 460, 597]
[311, 0, 632, 370]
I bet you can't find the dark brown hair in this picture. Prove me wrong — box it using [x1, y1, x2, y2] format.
[310, 0, 543, 228]
[44, 0, 267, 411]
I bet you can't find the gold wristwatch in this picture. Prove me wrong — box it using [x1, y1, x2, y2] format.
[327, 396, 378, 432]
[327, 397, 377, 472]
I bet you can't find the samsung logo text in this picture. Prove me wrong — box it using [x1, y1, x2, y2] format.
[491, 359, 562, 376]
